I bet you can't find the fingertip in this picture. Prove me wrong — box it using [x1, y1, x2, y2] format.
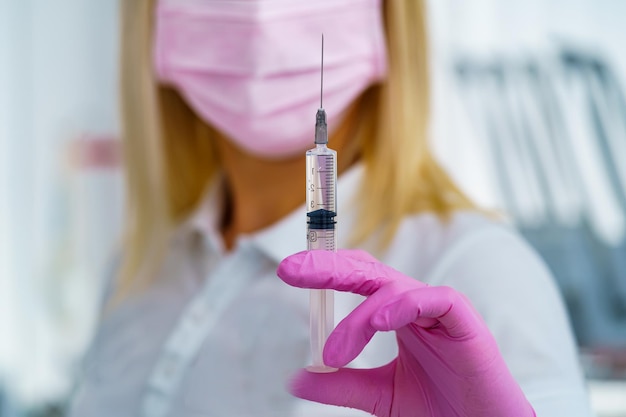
[275, 262, 292, 283]
[287, 368, 310, 399]
[277, 250, 308, 281]
[322, 354, 345, 369]
[287, 368, 342, 402]
[322, 334, 350, 368]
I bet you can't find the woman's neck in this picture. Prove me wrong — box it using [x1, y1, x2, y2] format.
[215, 138, 306, 250]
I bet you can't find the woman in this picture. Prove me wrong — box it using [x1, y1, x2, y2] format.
[70, 0, 592, 416]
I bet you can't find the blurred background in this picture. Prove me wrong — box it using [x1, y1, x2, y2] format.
[0, 0, 625, 416]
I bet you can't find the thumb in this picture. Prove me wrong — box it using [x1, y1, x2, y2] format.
[288, 362, 395, 417]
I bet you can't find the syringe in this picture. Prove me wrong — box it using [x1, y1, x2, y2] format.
[305, 35, 337, 373]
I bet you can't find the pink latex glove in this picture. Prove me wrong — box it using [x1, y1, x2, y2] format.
[277, 249, 536, 417]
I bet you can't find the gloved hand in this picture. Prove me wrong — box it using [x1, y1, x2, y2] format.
[277, 249, 535, 417]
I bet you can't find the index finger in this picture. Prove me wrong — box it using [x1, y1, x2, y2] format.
[277, 250, 395, 297]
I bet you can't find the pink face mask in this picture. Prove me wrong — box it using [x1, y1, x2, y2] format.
[154, 0, 387, 159]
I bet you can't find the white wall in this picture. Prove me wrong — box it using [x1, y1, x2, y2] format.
[0, 0, 120, 406]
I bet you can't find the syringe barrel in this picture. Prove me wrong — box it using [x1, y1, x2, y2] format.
[307, 230, 335, 372]
[305, 145, 337, 373]
[309, 289, 334, 370]
[306, 146, 336, 215]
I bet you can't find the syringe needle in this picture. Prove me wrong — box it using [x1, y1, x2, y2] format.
[320, 34, 324, 109]
[315, 35, 328, 146]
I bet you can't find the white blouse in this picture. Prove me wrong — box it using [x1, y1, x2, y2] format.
[69, 165, 593, 417]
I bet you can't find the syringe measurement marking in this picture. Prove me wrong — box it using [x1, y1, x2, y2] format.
[308, 155, 335, 211]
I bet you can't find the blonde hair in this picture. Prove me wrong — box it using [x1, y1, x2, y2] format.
[117, 0, 476, 296]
